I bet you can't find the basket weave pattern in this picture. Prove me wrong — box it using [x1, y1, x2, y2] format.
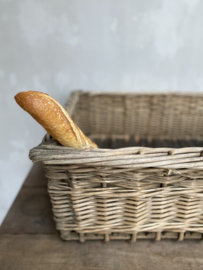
[30, 91, 203, 241]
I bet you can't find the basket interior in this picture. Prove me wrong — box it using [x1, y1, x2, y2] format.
[71, 92, 203, 149]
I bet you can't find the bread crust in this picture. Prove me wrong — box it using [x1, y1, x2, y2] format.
[14, 91, 97, 149]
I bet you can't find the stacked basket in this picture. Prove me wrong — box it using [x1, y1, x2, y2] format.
[30, 91, 203, 241]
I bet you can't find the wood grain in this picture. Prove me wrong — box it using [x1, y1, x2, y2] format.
[23, 162, 48, 187]
[0, 187, 56, 234]
[1, 234, 203, 270]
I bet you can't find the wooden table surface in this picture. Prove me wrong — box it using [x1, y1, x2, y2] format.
[1, 163, 203, 270]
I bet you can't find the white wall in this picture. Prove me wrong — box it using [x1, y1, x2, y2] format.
[1, 0, 203, 224]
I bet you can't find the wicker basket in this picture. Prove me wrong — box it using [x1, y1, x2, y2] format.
[30, 91, 203, 242]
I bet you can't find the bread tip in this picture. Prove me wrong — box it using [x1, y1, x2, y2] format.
[14, 91, 32, 108]
[14, 92, 22, 104]
[14, 91, 35, 104]
[14, 90, 26, 98]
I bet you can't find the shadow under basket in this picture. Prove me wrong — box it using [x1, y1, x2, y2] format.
[30, 91, 203, 242]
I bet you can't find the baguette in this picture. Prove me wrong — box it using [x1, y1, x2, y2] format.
[14, 91, 98, 149]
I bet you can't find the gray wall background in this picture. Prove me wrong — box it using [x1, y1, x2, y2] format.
[1, 0, 203, 224]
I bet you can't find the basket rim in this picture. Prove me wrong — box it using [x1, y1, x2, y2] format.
[29, 135, 203, 170]
[70, 89, 203, 97]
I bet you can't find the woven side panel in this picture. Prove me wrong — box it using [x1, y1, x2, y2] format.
[69, 93, 90, 134]
[46, 165, 203, 235]
[71, 93, 203, 140]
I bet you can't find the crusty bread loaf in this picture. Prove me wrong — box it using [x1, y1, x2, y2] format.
[14, 91, 98, 149]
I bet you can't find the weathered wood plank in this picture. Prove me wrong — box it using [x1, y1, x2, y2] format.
[0, 187, 56, 234]
[0, 234, 203, 270]
[23, 162, 47, 187]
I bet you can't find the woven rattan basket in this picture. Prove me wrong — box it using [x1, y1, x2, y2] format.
[30, 91, 203, 242]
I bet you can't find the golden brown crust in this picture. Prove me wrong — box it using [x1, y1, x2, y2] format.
[14, 91, 98, 149]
